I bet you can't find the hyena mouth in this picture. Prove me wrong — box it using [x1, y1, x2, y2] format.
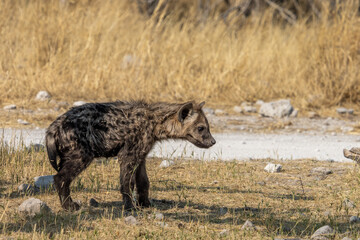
[186, 134, 210, 149]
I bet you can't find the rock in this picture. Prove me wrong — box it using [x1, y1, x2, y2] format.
[290, 109, 298, 118]
[219, 229, 229, 237]
[3, 104, 16, 110]
[18, 198, 52, 216]
[215, 109, 225, 115]
[212, 180, 219, 184]
[255, 100, 264, 106]
[219, 207, 228, 216]
[243, 106, 257, 113]
[159, 160, 175, 168]
[17, 119, 30, 125]
[124, 215, 137, 225]
[259, 99, 294, 118]
[341, 237, 352, 240]
[155, 212, 164, 221]
[311, 225, 334, 239]
[257, 181, 266, 186]
[156, 222, 168, 228]
[233, 106, 243, 113]
[18, 184, 35, 193]
[89, 198, 99, 207]
[26, 143, 45, 152]
[310, 167, 333, 175]
[35, 91, 51, 101]
[241, 220, 255, 230]
[343, 199, 356, 209]
[308, 112, 319, 119]
[73, 101, 87, 107]
[264, 163, 282, 173]
[34, 175, 54, 190]
[349, 216, 360, 223]
[337, 107, 354, 115]
[203, 108, 215, 115]
[323, 211, 331, 217]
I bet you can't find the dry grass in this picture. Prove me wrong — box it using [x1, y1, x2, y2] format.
[2, 144, 360, 239]
[0, 0, 359, 113]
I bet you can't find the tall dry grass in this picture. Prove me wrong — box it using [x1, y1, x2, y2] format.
[0, 0, 359, 110]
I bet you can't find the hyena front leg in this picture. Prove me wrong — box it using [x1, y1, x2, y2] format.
[120, 159, 137, 210]
[135, 160, 151, 207]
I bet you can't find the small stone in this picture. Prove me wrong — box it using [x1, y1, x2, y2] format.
[257, 181, 266, 186]
[155, 213, 164, 220]
[215, 109, 224, 115]
[35, 91, 51, 101]
[219, 229, 229, 237]
[3, 104, 16, 110]
[341, 126, 354, 133]
[18, 198, 52, 216]
[124, 215, 137, 225]
[255, 100, 264, 106]
[18, 184, 34, 193]
[264, 163, 282, 173]
[156, 222, 168, 228]
[341, 237, 352, 240]
[159, 159, 175, 168]
[243, 106, 257, 113]
[337, 107, 354, 115]
[311, 225, 334, 239]
[259, 99, 294, 118]
[308, 111, 319, 118]
[310, 167, 333, 175]
[203, 108, 215, 115]
[219, 207, 228, 216]
[26, 143, 45, 152]
[34, 175, 54, 190]
[349, 216, 360, 223]
[212, 180, 219, 184]
[343, 199, 356, 209]
[89, 198, 99, 207]
[233, 106, 243, 113]
[290, 109, 298, 118]
[323, 211, 331, 217]
[241, 220, 255, 230]
[17, 119, 30, 125]
[73, 101, 87, 107]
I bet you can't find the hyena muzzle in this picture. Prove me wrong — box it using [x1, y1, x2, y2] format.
[46, 100, 216, 211]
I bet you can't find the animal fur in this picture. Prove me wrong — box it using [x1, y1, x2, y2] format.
[46, 100, 216, 211]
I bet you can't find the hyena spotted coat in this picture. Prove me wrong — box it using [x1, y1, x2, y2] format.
[46, 100, 216, 211]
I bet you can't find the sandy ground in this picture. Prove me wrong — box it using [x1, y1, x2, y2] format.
[2, 115, 360, 162]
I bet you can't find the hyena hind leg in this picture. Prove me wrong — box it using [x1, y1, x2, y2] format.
[54, 155, 93, 211]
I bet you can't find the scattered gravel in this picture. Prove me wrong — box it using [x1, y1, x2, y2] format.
[264, 163, 282, 173]
[18, 198, 52, 216]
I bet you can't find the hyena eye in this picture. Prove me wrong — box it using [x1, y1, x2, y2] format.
[198, 126, 205, 132]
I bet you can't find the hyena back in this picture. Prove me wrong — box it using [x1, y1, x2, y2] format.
[46, 100, 216, 211]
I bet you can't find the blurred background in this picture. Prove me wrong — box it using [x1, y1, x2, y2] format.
[0, 0, 359, 111]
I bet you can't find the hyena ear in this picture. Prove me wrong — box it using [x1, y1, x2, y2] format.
[178, 102, 193, 123]
[199, 101, 205, 108]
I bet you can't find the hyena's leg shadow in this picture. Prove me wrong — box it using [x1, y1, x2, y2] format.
[135, 160, 151, 207]
[120, 158, 138, 210]
[54, 153, 93, 211]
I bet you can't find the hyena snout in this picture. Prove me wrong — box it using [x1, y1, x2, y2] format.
[186, 130, 216, 149]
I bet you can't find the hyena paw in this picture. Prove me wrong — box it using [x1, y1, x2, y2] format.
[138, 198, 151, 208]
[63, 201, 81, 211]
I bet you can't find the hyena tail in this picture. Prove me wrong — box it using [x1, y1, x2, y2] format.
[46, 132, 59, 172]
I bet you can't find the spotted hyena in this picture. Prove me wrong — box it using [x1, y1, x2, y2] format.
[46, 100, 216, 211]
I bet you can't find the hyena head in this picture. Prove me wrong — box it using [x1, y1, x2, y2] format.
[177, 101, 216, 149]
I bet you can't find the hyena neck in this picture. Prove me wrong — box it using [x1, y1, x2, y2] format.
[150, 103, 184, 141]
